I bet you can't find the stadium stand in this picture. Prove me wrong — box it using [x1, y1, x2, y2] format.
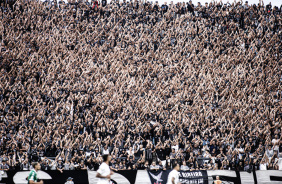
[0, 0, 282, 173]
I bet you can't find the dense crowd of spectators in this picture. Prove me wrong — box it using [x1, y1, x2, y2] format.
[0, 0, 282, 173]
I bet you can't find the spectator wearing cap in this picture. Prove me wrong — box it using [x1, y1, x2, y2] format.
[65, 177, 74, 184]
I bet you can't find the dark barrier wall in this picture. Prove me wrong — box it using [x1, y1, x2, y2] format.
[115, 170, 137, 184]
[1, 170, 89, 184]
[2, 169, 282, 184]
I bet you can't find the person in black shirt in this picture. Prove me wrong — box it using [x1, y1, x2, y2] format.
[161, 2, 168, 14]
[135, 144, 144, 159]
[86, 154, 95, 170]
[80, 160, 87, 170]
[153, 2, 159, 12]
[38, 146, 45, 158]
[127, 157, 134, 169]
[101, 0, 107, 7]
[145, 145, 152, 164]
[30, 145, 39, 162]
[57, 159, 64, 173]
[187, 0, 194, 15]
[0, 160, 9, 171]
[156, 145, 165, 161]
[41, 158, 50, 171]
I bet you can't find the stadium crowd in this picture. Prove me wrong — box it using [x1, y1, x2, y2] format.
[0, 0, 282, 173]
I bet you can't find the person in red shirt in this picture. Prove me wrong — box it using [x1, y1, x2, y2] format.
[92, 0, 98, 9]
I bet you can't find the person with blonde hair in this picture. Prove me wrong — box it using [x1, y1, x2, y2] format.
[213, 176, 222, 184]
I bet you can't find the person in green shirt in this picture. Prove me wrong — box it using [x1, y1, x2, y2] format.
[28, 162, 43, 184]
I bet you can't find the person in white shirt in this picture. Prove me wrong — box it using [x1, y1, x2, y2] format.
[127, 147, 135, 158]
[96, 155, 114, 184]
[203, 151, 211, 164]
[235, 144, 244, 160]
[259, 154, 268, 170]
[180, 161, 189, 171]
[102, 146, 110, 155]
[278, 158, 282, 170]
[265, 145, 274, 159]
[171, 142, 179, 152]
[167, 162, 181, 184]
[272, 135, 280, 151]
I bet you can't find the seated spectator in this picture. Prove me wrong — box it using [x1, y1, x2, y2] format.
[170, 148, 177, 159]
[149, 161, 159, 171]
[180, 161, 189, 171]
[57, 158, 64, 173]
[0, 160, 9, 172]
[41, 158, 51, 171]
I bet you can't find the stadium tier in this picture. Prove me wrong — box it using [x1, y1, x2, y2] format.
[0, 0, 282, 179]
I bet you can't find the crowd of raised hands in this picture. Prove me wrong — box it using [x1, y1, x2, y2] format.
[0, 0, 282, 173]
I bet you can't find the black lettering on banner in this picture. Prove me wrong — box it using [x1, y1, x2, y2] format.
[270, 176, 282, 181]
[179, 171, 208, 184]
